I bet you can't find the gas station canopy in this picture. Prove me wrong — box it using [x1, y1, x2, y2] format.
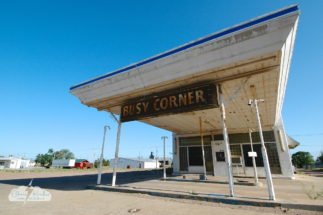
[70, 4, 300, 135]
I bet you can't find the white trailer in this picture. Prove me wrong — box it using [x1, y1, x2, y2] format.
[52, 159, 75, 168]
[110, 158, 159, 169]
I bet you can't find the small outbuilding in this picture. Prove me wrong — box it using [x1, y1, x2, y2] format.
[110, 158, 159, 169]
[0, 156, 30, 169]
[74, 159, 93, 169]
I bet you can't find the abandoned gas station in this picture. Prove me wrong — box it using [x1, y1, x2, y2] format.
[70, 5, 301, 200]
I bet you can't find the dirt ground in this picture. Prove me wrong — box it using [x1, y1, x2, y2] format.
[0, 169, 322, 215]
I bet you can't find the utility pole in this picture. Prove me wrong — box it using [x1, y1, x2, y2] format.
[93, 149, 96, 169]
[249, 99, 275, 200]
[161, 136, 168, 179]
[139, 151, 141, 168]
[97, 125, 110, 185]
[155, 147, 158, 170]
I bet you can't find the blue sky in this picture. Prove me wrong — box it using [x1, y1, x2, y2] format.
[0, 1, 322, 162]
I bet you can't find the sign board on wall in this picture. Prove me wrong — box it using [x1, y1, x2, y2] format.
[248, 152, 257, 157]
[120, 84, 219, 122]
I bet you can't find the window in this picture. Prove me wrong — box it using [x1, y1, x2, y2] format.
[229, 131, 276, 143]
[179, 147, 188, 171]
[188, 147, 203, 166]
[266, 143, 282, 174]
[216, 152, 225, 162]
[230, 145, 242, 156]
[242, 144, 264, 167]
[179, 136, 211, 146]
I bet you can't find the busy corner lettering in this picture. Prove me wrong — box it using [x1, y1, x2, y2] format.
[120, 84, 218, 122]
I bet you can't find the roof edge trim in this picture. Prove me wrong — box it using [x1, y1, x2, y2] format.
[70, 4, 299, 91]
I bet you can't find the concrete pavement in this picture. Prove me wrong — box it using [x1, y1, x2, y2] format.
[0, 169, 322, 214]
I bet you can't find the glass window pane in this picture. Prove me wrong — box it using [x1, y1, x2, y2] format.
[179, 136, 211, 146]
[188, 147, 203, 166]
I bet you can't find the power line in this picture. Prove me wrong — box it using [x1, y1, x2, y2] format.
[296, 145, 322, 147]
[120, 146, 172, 149]
[291, 133, 323, 137]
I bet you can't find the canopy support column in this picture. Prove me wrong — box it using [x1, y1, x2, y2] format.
[219, 85, 235, 197]
[112, 121, 122, 187]
[109, 112, 122, 187]
[253, 99, 275, 200]
[199, 117, 207, 180]
[249, 129, 258, 183]
[97, 125, 110, 185]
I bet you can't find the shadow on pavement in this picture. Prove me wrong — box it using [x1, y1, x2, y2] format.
[0, 170, 172, 191]
[297, 169, 323, 177]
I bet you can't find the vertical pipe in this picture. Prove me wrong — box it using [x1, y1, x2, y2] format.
[97, 126, 107, 185]
[112, 122, 122, 187]
[199, 117, 207, 179]
[219, 85, 235, 197]
[156, 147, 158, 170]
[249, 130, 258, 183]
[163, 137, 166, 179]
[254, 100, 275, 200]
[93, 150, 96, 169]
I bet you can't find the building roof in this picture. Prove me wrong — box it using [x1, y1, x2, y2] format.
[70, 4, 298, 91]
[111, 157, 157, 163]
[286, 135, 300, 149]
[75, 159, 89, 163]
[0, 157, 23, 161]
[70, 5, 300, 135]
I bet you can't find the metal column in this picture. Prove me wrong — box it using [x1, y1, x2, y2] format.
[219, 85, 235, 197]
[199, 117, 207, 180]
[254, 100, 275, 200]
[98, 126, 109, 185]
[162, 136, 168, 179]
[112, 121, 122, 187]
[249, 129, 258, 183]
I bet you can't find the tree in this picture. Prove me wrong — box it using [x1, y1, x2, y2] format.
[318, 151, 323, 163]
[292, 151, 314, 168]
[94, 158, 110, 167]
[53, 149, 75, 159]
[35, 148, 75, 167]
[35, 153, 53, 166]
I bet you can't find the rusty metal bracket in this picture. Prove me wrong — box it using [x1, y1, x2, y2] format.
[224, 77, 250, 108]
[108, 109, 119, 123]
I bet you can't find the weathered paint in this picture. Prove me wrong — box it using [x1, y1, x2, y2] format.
[70, 5, 298, 91]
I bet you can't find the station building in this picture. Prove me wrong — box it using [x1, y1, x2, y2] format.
[70, 5, 300, 180]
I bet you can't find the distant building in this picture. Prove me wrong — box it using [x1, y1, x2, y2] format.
[110, 157, 159, 169]
[159, 158, 172, 166]
[0, 155, 30, 169]
[314, 159, 323, 168]
[52, 159, 75, 168]
[29, 159, 36, 167]
[74, 159, 93, 169]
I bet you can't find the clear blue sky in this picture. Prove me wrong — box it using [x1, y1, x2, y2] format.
[0, 1, 322, 162]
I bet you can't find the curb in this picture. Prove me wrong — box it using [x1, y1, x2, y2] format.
[87, 184, 323, 212]
[161, 178, 262, 186]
